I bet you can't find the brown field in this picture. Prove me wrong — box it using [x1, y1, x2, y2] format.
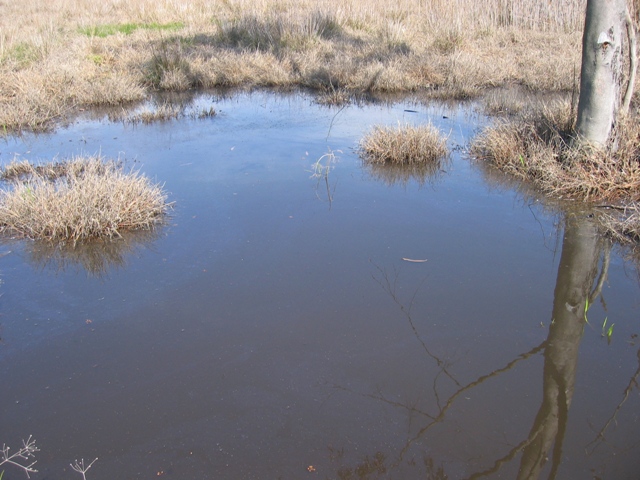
[0, 0, 588, 132]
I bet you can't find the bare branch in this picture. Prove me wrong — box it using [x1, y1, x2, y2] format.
[586, 348, 640, 452]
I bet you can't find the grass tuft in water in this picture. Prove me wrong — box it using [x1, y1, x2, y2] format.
[470, 102, 640, 244]
[359, 123, 449, 166]
[470, 102, 640, 202]
[0, 157, 171, 243]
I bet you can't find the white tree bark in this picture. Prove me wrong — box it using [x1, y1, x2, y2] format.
[576, 0, 628, 147]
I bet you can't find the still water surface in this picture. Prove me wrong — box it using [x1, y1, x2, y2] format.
[0, 93, 639, 479]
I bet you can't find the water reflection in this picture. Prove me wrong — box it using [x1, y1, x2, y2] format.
[334, 214, 627, 478]
[17, 228, 161, 277]
[515, 215, 606, 479]
[363, 160, 449, 187]
[1, 93, 637, 479]
[586, 347, 640, 454]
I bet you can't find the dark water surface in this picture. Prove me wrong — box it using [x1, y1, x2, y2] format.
[0, 93, 639, 479]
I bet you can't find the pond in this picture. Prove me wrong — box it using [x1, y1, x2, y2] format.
[0, 92, 639, 479]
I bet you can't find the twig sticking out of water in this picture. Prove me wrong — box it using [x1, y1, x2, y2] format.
[70, 458, 98, 480]
[0, 436, 39, 478]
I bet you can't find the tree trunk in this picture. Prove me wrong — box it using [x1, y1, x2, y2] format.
[575, 0, 628, 147]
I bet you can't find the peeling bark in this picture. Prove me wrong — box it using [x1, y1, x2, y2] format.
[576, 0, 628, 147]
[621, 7, 637, 114]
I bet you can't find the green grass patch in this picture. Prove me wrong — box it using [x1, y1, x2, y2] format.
[79, 22, 184, 38]
[1, 41, 41, 66]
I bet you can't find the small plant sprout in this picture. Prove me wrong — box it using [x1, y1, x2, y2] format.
[584, 297, 591, 325]
[601, 317, 615, 343]
[70, 458, 98, 480]
[0, 436, 39, 478]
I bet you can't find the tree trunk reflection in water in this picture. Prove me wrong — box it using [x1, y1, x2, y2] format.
[347, 215, 613, 478]
[517, 215, 605, 479]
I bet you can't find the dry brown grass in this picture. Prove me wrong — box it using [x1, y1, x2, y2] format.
[360, 123, 449, 165]
[0, 156, 170, 242]
[0, 0, 587, 132]
[470, 102, 640, 202]
[470, 101, 640, 244]
[359, 123, 449, 186]
[597, 205, 640, 245]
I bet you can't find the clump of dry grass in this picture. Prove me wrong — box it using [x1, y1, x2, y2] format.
[597, 205, 640, 245]
[360, 123, 449, 165]
[0, 156, 170, 243]
[117, 102, 183, 124]
[470, 101, 640, 202]
[471, 101, 640, 245]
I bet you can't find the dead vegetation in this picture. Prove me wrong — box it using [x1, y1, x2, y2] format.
[359, 123, 449, 186]
[360, 123, 449, 165]
[0, 0, 586, 132]
[597, 204, 640, 245]
[470, 102, 640, 202]
[107, 101, 216, 124]
[0, 157, 171, 243]
[470, 101, 640, 244]
[3, 0, 640, 248]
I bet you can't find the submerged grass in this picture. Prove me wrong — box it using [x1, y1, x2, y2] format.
[0, 157, 170, 243]
[0, 0, 587, 132]
[107, 101, 216, 124]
